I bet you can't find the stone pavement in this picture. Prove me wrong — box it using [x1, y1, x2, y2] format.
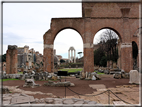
[2, 93, 102, 106]
[2, 84, 140, 106]
[66, 84, 140, 106]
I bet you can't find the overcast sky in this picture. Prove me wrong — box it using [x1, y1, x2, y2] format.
[3, 3, 103, 58]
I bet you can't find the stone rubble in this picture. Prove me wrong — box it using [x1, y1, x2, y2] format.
[43, 81, 75, 87]
[23, 78, 40, 88]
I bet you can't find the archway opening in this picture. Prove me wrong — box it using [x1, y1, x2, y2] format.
[132, 41, 138, 70]
[93, 28, 120, 69]
[53, 28, 83, 72]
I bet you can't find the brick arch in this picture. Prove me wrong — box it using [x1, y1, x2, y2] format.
[93, 27, 122, 43]
[93, 27, 122, 69]
[51, 27, 84, 44]
[50, 18, 85, 45]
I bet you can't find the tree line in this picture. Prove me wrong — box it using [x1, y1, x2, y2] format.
[94, 29, 119, 67]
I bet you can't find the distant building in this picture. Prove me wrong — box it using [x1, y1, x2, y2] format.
[17, 45, 43, 69]
[56, 55, 62, 61]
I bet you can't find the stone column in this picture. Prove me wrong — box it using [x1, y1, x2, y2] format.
[6, 45, 18, 74]
[68, 50, 70, 62]
[74, 50, 76, 63]
[71, 50, 73, 62]
[26, 61, 28, 70]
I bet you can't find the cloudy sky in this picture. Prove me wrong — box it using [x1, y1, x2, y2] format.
[3, 2, 102, 58]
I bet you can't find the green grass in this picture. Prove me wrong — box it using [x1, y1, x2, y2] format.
[94, 71, 104, 74]
[17, 72, 23, 74]
[59, 68, 83, 73]
[1, 78, 19, 82]
[59, 68, 104, 74]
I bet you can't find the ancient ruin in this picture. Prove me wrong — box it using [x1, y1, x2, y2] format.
[68, 46, 76, 63]
[17, 45, 43, 69]
[6, 45, 18, 74]
[43, 2, 140, 73]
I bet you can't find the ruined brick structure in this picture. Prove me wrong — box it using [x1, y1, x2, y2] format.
[6, 45, 18, 74]
[17, 46, 43, 69]
[43, 1, 140, 73]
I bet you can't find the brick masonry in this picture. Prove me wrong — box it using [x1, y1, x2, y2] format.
[43, 2, 140, 73]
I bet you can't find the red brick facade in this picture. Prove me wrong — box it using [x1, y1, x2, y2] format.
[43, 2, 140, 73]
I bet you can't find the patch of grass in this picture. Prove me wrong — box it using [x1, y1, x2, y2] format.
[59, 68, 83, 73]
[94, 71, 104, 74]
[2, 78, 19, 82]
[17, 72, 23, 74]
[59, 69, 104, 74]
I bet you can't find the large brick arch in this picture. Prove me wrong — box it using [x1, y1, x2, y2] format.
[93, 27, 122, 43]
[50, 18, 85, 44]
[43, 1, 140, 73]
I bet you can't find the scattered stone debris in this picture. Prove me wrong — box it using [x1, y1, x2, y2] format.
[23, 79, 40, 88]
[43, 81, 74, 87]
[2, 86, 10, 94]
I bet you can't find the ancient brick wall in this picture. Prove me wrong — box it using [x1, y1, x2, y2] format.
[43, 2, 140, 73]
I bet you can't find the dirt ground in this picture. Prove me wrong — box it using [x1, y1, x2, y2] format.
[3, 75, 139, 99]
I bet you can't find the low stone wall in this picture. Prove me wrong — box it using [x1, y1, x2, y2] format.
[3, 74, 23, 79]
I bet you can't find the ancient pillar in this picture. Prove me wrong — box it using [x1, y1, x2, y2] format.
[43, 29, 54, 73]
[84, 44, 94, 73]
[68, 50, 70, 62]
[6, 45, 18, 74]
[43, 44, 53, 72]
[71, 50, 73, 62]
[74, 50, 76, 63]
[84, 18, 94, 73]
[120, 8, 133, 72]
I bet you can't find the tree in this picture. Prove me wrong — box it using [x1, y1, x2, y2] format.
[94, 48, 106, 66]
[60, 59, 65, 63]
[100, 56, 107, 67]
[98, 29, 119, 63]
[2, 54, 6, 62]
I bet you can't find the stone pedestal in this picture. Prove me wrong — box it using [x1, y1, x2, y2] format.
[129, 70, 139, 84]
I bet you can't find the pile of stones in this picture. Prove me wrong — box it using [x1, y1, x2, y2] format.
[80, 71, 101, 80]
[23, 79, 40, 88]
[43, 81, 75, 87]
[34, 71, 49, 81]
[113, 70, 129, 79]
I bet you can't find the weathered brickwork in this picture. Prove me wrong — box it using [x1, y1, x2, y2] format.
[43, 2, 140, 73]
[6, 45, 18, 74]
